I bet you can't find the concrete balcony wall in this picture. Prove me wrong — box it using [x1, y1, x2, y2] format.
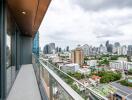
[21, 36, 32, 64]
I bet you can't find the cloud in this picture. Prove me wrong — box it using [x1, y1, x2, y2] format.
[95, 29, 123, 38]
[72, 0, 132, 11]
[39, 0, 132, 49]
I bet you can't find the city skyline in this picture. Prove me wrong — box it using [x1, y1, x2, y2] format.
[39, 0, 132, 49]
[42, 41, 131, 50]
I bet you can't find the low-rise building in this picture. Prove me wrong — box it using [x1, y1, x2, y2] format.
[91, 75, 101, 82]
[110, 82, 132, 100]
[110, 61, 132, 70]
[87, 60, 97, 67]
[61, 63, 80, 72]
[89, 75, 101, 86]
[78, 68, 91, 75]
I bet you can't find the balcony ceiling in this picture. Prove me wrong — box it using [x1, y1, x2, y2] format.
[7, 0, 51, 37]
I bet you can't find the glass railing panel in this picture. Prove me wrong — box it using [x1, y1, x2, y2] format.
[40, 58, 108, 100]
[32, 54, 83, 100]
[50, 75, 74, 100]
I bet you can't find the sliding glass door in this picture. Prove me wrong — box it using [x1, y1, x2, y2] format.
[0, 0, 6, 99]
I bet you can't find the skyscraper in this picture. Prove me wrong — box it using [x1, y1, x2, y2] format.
[113, 42, 120, 54]
[81, 44, 90, 56]
[114, 42, 120, 47]
[105, 40, 109, 52]
[99, 44, 107, 54]
[43, 43, 56, 54]
[49, 43, 55, 50]
[127, 45, 132, 57]
[56, 46, 59, 52]
[107, 44, 113, 53]
[66, 46, 69, 52]
[71, 46, 84, 66]
[43, 44, 51, 54]
[105, 40, 109, 48]
[105, 41, 113, 53]
[58, 47, 62, 52]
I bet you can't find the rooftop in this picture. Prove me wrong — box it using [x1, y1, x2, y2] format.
[110, 82, 132, 97]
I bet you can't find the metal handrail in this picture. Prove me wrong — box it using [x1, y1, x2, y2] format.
[33, 54, 84, 100]
[40, 57, 108, 100]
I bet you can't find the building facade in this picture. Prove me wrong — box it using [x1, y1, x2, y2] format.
[43, 43, 55, 54]
[127, 45, 132, 57]
[81, 44, 90, 56]
[110, 61, 132, 70]
[61, 63, 80, 73]
[71, 47, 84, 66]
[117, 45, 127, 55]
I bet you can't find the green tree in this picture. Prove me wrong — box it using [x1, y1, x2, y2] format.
[110, 55, 118, 60]
[127, 56, 131, 62]
[128, 69, 132, 75]
[98, 58, 109, 66]
[96, 71, 121, 83]
[84, 57, 89, 61]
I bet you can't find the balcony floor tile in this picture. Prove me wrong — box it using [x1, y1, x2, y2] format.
[7, 64, 41, 100]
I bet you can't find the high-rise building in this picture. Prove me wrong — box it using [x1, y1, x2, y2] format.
[66, 46, 69, 52]
[49, 43, 55, 50]
[43, 44, 50, 54]
[122, 45, 127, 55]
[114, 42, 120, 47]
[89, 46, 93, 56]
[105, 40, 109, 47]
[107, 44, 113, 53]
[127, 45, 132, 56]
[92, 47, 98, 55]
[56, 46, 59, 52]
[58, 47, 62, 52]
[99, 44, 107, 54]
[113, 42, 120, 54]
[81, 44, 90, 56]
[43, 43, 55, 54]
[117, 45, 127, 55]
[71, 46, 84, 66]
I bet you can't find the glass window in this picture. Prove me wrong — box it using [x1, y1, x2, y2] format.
[11, 28, 17, 83]
[6, 9, 21, 94]
[0, 24, 1, 99]
[6, 9, 16, 94]
[0, 1, 3, 98]
[6, 10, 13, 93]
[6, 31, 12, 94]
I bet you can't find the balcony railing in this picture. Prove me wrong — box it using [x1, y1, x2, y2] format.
[32, 54, 83, 100]
[32, 54, 109, 100]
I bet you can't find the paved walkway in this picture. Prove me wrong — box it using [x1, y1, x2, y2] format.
[7, 64, 41, 100]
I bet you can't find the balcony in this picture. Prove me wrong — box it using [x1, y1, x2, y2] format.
[6, 53, 111, 100]
[7, 55, 83, 100]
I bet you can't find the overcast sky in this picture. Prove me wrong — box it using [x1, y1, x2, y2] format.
[39, 0, 132, 49]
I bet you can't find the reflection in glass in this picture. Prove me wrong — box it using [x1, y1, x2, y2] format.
[6, 34, 12, 94]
